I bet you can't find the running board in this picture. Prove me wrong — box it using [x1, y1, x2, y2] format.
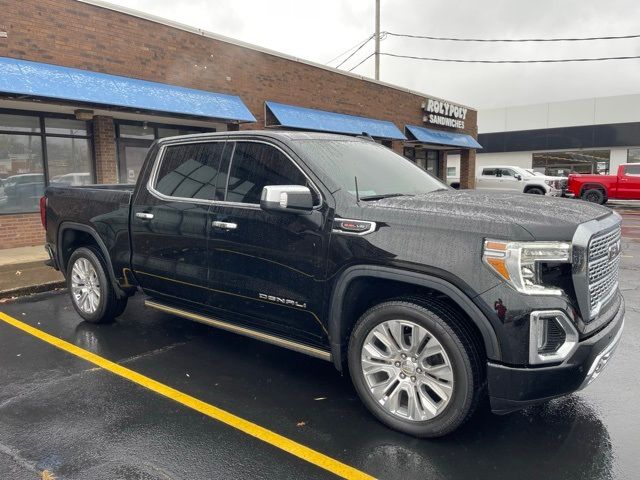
[144, 300, 332, 362]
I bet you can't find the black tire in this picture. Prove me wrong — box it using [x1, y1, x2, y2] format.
[66, 246, 127, 323]
[525, 187, 545, 195]
[582, 188, 605, 204]
[348, 297, 484, 438]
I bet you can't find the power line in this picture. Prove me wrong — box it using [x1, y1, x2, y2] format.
[335, 35, 375, 69]
[384, 31, 640, 42]
[348, 52, 375, 72]
[381, 52, 640, 63]
[325, 34, 374, 65]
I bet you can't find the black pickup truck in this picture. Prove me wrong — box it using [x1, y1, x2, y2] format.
[42, 131, 625, 437]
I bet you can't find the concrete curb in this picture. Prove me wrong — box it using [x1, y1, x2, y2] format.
[0, 281, 66, 302]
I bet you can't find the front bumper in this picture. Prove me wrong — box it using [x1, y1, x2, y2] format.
[488, 296, 624, 414]
[546, 186, 563, 197]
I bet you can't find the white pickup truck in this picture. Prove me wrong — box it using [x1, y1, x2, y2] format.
[475, 165, 566, 196]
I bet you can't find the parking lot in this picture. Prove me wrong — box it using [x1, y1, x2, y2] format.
[0, 208, 638, 480]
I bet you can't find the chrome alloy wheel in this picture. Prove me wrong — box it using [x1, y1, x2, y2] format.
[71, 257, 101, 314]
[361, 319, 454, 421]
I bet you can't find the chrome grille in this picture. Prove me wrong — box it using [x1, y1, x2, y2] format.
[587, 226, 621, 316]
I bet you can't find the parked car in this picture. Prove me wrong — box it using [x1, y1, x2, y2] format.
[567, 163, 640, 204]
[42, 131, 624, 437]
[476, 166, 566, 196]
[50, 172, 92, 186]
[2, 173, 45, 208]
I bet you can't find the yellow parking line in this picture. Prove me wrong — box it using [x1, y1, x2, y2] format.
[0, 311, 375, 480]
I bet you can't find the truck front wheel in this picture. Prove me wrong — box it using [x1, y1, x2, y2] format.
[582, 188, 605, 204]
[67, 247, 127, 323]
[348, 299, 483, 437]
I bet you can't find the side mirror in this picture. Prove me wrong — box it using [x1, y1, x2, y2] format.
[261, 185, 314, 214]
[515, 174, 522, 181]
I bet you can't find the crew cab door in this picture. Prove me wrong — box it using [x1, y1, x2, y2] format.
[476, 168, 500, 190]
[617, 164, 640, 199]
[130, 140, 229, 305]
[206, 140, 329, 345]
[496, 168, 522, 192]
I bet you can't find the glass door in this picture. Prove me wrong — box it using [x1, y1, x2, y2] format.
[117, 138, 153, 184]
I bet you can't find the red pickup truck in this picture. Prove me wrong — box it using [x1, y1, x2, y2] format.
[568, 163, 640, 204]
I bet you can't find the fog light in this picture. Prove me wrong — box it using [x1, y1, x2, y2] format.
[529, 311, 578, 365]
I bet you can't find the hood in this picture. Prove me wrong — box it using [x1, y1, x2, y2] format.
[529, 174, 565, 181]
[367, 189, 612, 241]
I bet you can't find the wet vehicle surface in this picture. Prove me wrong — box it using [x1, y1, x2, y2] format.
[0, 208, 639, 480]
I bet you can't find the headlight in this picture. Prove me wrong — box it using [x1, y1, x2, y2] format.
[483, 240, 572, 295]
[544, 180, 554, 187]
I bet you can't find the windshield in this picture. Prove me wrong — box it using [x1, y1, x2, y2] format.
[294, 139, 446, 198]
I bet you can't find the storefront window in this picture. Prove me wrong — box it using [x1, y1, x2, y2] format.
[118, 124, 155, 140]
[47, 137, 92, 186]
[0, 111, 94, 214]
[0, 134, 44, 214]
[628, 148, 640, 163]
[45, 118, 88, 136]
[532, 150, 610, 176]
[0, 114, 41, 133]
[157, 127, 209, 138]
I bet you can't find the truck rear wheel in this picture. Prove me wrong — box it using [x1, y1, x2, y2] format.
[67, 247, 127, 323]
[348, 298, 483, 437]
[582, 188, 605, 204]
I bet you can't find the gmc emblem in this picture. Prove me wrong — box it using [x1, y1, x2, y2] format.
[608, 241, 621, 261]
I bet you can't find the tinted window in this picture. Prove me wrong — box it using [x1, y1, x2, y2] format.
[482, 168, 496, 176]
[156, 142, 226, 200]
[501, 169, 514, 177]
[225, 142, 307, 204]
[624, 165, 640, 176]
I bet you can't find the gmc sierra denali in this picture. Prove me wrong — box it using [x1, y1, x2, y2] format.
[42, 131, 625, 437]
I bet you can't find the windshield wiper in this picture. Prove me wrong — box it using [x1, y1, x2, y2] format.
[359, 193, 414, 201]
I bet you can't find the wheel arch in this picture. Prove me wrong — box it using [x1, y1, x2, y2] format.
[57, 222, 128, 299]
[579, 183, 607, 196]
[328, 265, 501, 371]
[523, 183, 546, 193]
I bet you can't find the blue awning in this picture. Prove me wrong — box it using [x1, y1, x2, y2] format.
[0, 56, 256, 123]
[265, 101, 406, 140]
[405, 125, 482, 149]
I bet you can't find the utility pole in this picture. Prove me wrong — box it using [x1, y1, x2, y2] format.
[374, 0, 380, 80]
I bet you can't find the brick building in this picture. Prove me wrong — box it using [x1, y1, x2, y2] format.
[0, 0, 480, 249]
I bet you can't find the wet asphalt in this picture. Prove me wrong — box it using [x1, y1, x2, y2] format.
[0, 209, 639, 480]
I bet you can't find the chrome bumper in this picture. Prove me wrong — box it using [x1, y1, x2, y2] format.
[579, 317, 624, 390]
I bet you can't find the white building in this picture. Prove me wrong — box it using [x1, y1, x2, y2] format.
[447, 94, 640, 180]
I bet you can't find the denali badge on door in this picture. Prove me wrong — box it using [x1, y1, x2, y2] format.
[258, 293, 307, 309]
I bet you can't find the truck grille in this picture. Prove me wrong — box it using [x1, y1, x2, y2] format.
[587, 226, 621, 317]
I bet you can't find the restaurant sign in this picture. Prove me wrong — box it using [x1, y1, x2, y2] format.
[422, 98, 467, 130]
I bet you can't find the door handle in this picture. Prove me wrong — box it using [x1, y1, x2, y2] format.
[212, 221, 238, 230]
[136, 212, 154, 220]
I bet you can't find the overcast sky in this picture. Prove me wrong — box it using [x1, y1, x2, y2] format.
[105, 0, 640, 110]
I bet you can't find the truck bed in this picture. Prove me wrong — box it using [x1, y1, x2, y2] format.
[45, 183, 135, 276]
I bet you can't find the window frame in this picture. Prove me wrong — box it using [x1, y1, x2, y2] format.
[0, 108, 94, 216]
[147, 138, 323, 210]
